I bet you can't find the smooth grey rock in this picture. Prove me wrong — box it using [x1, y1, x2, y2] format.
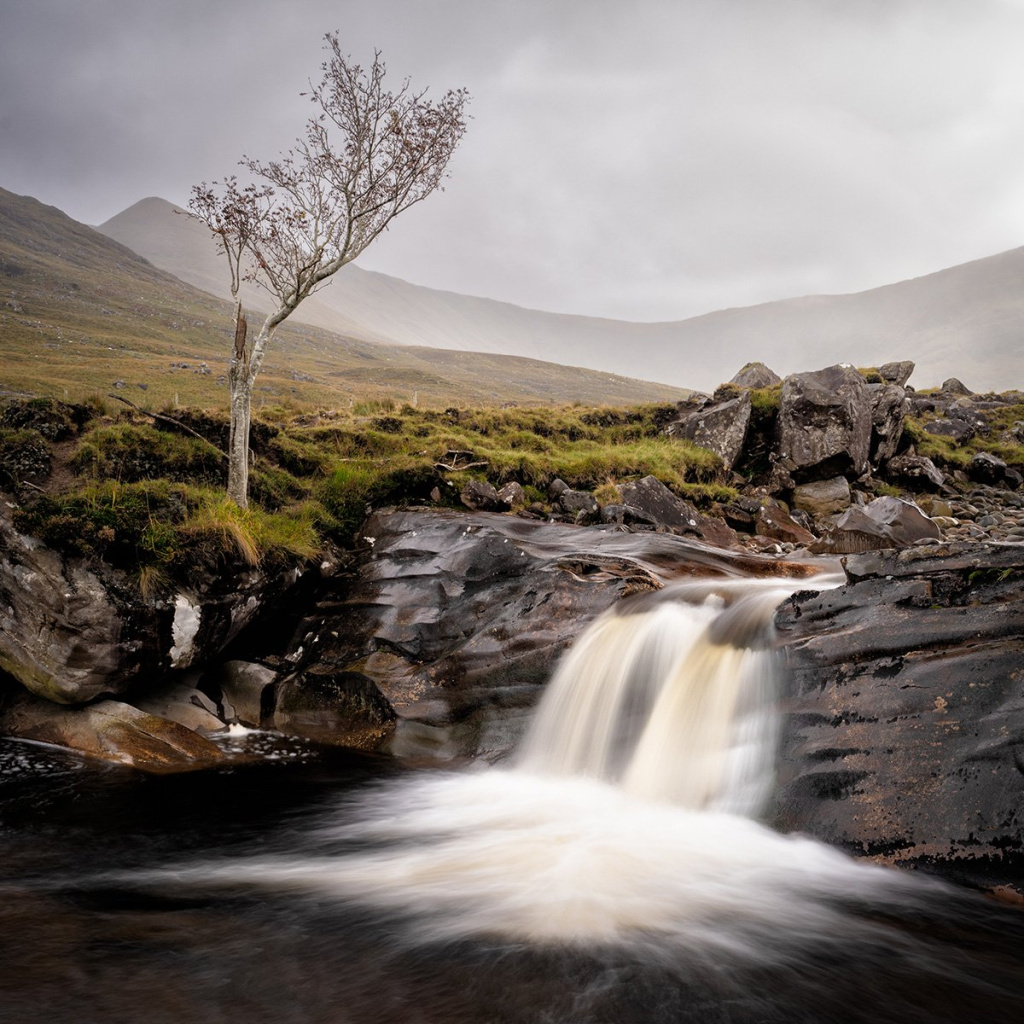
[813, 495, 941, 553]
[212, 660, 279, 725]
[941, 377, 973, 396]
[776, 365, 873, 481]
[924, 417, 976, 443]
[132, 680, 225, 733]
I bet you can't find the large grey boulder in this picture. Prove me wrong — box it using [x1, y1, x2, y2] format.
[813, 495, 942, 553]
[776, 365, 873, 482]
[791, 476, 851, 520]
[774, 542, 1024, 887]
[672, 391, 752, 471]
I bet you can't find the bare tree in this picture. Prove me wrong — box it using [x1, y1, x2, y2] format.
[189, 34, 469, 507]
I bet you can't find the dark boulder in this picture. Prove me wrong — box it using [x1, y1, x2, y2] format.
[969, 452, 1009, 486]
[924, 417, 976, 443]
[883, 451, 946, 491]
[776, 365, 873, 482]
[941, 377, 973, 396]
[774, 542, 1024, 888]
[559, 488, 600, 522]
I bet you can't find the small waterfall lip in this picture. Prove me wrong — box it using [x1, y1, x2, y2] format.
[516, 570, 844, 814]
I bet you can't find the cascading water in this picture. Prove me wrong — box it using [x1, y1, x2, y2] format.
[9, 571, 1024, 1024]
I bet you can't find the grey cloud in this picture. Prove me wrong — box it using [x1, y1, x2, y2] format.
[3, 0, 1024, 323]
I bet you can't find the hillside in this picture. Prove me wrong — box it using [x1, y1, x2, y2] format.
[101, 197, 1024, 393]
[0, 187, 688, 409]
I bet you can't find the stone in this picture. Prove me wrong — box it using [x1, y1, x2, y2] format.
[969, 452, 1008, 486]
[924, 417, 976, 443]
[599, 504, 658, 528]
[674, 392, 752, 471]
[497, 481, 526, 507]
[776, 365, 873, 482]
[268, 667, 396, 749]
[617, 476, 737, 547]
[941, 377, 973, 395]
[547, 478, 569, 499]
[813, 495, 942, 553]
[730, 362, 781, 389]
[883, 452, 945, 491]
[559, 489, 600, 521]
[869, 383, 909, 463]
[460, 479, 506, 512]
[878, 360, 915, 387]
[792, 476, 851, 520]
[753, 498, 817, 546]
[1, 695, 231, 773]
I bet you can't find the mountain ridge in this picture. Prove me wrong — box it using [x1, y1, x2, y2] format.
[99, 197, 1024, 392]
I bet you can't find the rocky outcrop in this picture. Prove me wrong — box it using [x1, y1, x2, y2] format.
[774, 542, 1024, 888]
[0, 495, 303, 704]
[247, 508, 818, 760]
[775, 364, 873, 484]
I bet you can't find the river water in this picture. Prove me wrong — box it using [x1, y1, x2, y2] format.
[2, 578, 1023, 1023]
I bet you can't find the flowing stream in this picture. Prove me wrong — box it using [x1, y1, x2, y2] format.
[2, 574, 1023, 1023]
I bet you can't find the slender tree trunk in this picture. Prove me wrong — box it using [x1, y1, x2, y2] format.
[227, 300, 251, 509]
[227, 357, 251, 509]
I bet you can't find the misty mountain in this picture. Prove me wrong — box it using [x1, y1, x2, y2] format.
[99, 198, 1024, 393]
[0, 186, 689, 408]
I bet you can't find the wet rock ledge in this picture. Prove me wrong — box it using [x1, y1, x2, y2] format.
[774, 541, 1024, 891]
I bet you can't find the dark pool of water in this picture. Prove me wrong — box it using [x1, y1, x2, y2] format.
[2, 737, 1023, 1024]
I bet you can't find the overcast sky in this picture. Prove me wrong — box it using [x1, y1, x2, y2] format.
[4, 0, 1024, 322]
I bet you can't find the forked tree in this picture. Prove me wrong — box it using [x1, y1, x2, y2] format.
[189, 34, 469, 507]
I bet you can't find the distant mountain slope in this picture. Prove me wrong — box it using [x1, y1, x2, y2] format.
[0, 186, 688, 409]
[101, 197, 1024, 392]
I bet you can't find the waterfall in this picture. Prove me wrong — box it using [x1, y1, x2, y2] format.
[517, 577, 822, 815]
